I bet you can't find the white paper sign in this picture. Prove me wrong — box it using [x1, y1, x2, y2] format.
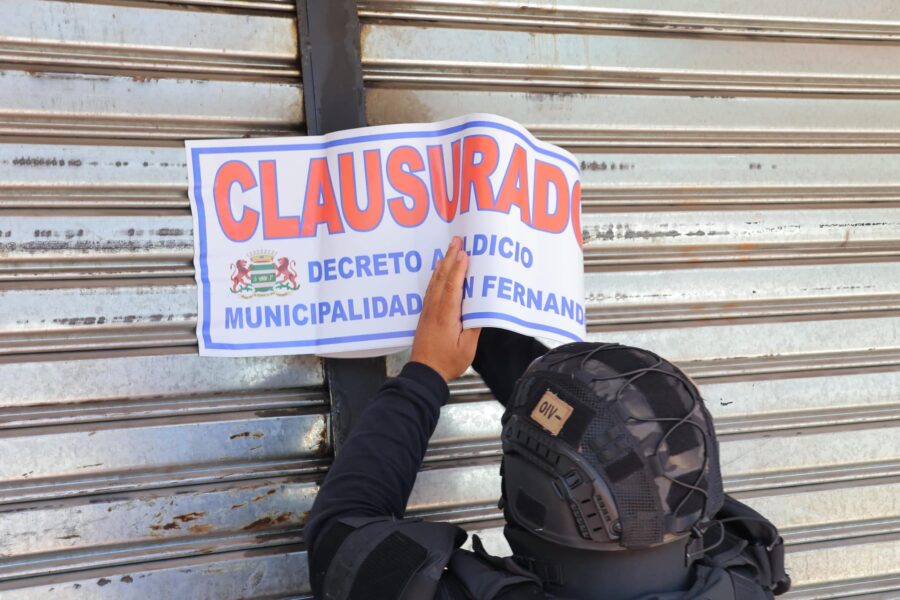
[186, 114, 585, 357]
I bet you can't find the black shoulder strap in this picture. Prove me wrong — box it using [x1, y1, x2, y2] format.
[675, 564, 739, 600]
[316, 516, 467, 600]
[444, 535, 544, 600]
[700, 495, 791, 598]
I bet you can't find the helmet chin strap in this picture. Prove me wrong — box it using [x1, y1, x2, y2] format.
[505, 523, 694, 600]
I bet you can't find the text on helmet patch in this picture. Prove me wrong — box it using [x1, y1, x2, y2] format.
[531, 390, 574, 436]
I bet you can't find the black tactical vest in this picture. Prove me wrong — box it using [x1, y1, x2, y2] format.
[309, 496, 790, 600]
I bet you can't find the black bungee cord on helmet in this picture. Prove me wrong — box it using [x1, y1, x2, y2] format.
[547, 342, 714, 529]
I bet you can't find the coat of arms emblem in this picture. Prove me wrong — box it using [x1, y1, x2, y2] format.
[229, 251, 300, 298]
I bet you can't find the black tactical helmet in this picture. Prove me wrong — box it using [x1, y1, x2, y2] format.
[500, 342, 724, 551]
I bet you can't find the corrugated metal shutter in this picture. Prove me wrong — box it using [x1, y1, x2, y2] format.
[0, 2, 323, 597]
[363, 1, 900, 597]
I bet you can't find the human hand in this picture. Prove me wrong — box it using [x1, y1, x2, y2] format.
[410, 237, 481, 382]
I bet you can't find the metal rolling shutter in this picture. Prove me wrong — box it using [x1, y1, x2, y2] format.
[362, 1, 900, 597]
[0, 2, 324, 597]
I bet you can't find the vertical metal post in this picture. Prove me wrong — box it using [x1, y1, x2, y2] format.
[296, 0, 367, 135]
[296, 0, 386, 453]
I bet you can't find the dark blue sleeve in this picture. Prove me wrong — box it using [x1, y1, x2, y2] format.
[306, 329, 546, 567]
[472, 328, 548, 407]
[305, 361, 449, 555]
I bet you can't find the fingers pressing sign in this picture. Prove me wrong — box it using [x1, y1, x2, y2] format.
[410, 237, 481, 382]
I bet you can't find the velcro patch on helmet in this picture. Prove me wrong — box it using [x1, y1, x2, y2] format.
[530, 390, 574, 436]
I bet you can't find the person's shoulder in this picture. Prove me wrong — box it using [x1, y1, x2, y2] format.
[310, 516, 466, 600]
[439, 564, 547, 600]
[441, 537, 546, 600]
[698, 494, 791, 598]
[311, 518, 551, 599]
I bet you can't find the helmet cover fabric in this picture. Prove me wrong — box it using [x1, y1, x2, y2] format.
[500, 342, 724, 551]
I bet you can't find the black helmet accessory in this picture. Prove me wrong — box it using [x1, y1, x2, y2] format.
[500, 341, 724, 552]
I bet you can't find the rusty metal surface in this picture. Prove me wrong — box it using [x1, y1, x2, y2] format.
[8, 145, 900, 211]
[142, 0, 296, 11]
[583, 316, 900, 367]
[361, 22, 900, 95]
[0, 283, 198, 354]
[0, 352, 322, 408]
[0, 478, 317, 580]
[0, 71, 302, 141]
[0, 2, 298, 79]
[363, 4, 900, 594]
[2, 0, 899, 596]
[784, 541, 900, 599]
[585, 264, 900, 326]
[6, 205, 900, 279]
[0, 1, 327, 596]
[0, 546, 311, 599]
[0, 327, 327, 588]
[743, 481, 900, 545]
[368, 88, 900, 149]
[5, 233, 898, 355]
[0, 144, 187, 209]
[574, 152, 900, 205]
[360, 0, 900, 41]
[0, 215, 193, 281]
[0, 409, 329, 502]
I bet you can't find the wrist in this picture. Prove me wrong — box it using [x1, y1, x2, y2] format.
[409, 350, 449, 383]
[401, 361, 451, 399]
